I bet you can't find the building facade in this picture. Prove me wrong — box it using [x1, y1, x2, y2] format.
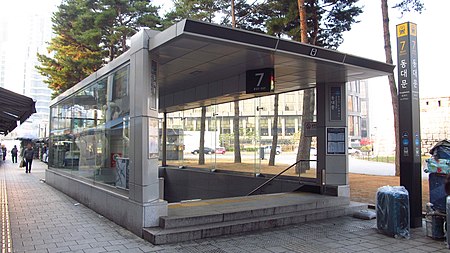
[165, 80, 370, 151]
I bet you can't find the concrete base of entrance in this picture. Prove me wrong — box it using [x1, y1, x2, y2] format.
[143, 192, 366, 244]
[45, 169, 168, 236]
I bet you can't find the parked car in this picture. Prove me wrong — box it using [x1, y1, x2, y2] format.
[215, 147, 226, 154]
[191, 147, 215, 155]
[348, 147, 361, 156]
[264, 145, 282, 155]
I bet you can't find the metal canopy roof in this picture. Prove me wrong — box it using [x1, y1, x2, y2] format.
[0, 88, 36, 135]
[151, 20, 394, 113]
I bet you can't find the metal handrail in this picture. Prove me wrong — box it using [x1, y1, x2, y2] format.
[247, 159, 315, 196]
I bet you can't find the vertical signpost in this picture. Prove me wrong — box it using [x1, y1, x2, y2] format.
[397, 22, 421, 228]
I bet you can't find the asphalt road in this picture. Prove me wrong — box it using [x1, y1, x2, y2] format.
[184, 152, 429, 178]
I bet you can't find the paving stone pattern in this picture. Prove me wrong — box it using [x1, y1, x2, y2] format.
[0, 159, 448, 252]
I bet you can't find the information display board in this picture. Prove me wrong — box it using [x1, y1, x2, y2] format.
[326, 127, 346, 155]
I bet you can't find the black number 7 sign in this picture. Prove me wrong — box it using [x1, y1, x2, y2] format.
[246, 68, 274, 94]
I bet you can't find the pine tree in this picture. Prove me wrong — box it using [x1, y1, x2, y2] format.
[165, 0, 227, 23]
[37, 0, 161, 98]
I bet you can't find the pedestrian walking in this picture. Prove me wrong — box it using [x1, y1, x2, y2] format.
[24, 143, 34, 173]
[11, 145, 18, 163]
[1, 145, 6, 161]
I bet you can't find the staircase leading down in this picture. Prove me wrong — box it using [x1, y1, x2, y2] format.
[143, 192, 366, 245]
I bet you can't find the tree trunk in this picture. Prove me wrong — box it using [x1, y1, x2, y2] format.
[199, 106, 206, 165]
[109, 46, 114, 62]
[297, 0, 307, 42]
[381, 0, 400, 176]
[121, 35, 127, 53]
[295, 0, 314, 173]
[231, 1, 241, 164]
[296, 89, 315, 173]
[231, 0, 236, 28]
[269, 94, 279, 166]
[233, 101, 241, 163]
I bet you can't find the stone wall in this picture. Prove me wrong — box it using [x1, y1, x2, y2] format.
[421, 97, 450, 154]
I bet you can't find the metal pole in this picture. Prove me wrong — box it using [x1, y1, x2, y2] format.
[162, 112, 167, 167]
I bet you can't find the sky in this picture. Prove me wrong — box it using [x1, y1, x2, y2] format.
[340, 0, 448, 98]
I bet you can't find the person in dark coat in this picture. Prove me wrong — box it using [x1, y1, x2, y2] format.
[11, 145, 18, 163]
[1, 145, 6, 161]
[23, 143, 35, 173]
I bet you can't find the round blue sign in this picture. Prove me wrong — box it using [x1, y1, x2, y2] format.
[402, 138, 409, 146]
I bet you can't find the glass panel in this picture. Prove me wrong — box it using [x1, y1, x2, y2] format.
[56, 98, 76, 174]
[72, 84, 101, 180]
[111, 66, 130, 118]
[99, 65, 130, 187]
[48, 65, 130, 190]
[164, 111, 184, 167]
[170, 107, 217, 170]
[156, 89, 319, 184]
[49, 103, 68, 169]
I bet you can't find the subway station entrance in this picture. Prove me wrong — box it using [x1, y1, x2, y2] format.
[46, 19, 394, 242]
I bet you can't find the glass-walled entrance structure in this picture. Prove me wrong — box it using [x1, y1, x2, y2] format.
[47, 19, 394, 237]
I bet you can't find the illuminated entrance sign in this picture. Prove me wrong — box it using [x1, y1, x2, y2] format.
[246, 68, 274, 94]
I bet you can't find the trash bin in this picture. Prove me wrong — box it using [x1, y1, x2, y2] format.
[259, 147, 265, 160]
[425, 213, 445, 239]
[376, 186, 410, 238]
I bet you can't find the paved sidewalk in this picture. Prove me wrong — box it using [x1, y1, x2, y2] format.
[0, 159, 448, 253]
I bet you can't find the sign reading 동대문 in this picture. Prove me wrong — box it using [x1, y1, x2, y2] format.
[397, 22, 419, 102]
[396, 22, 422, 228]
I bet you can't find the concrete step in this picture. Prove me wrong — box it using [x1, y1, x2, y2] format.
[159, 193, 350, 229]
[143, 202, 366, 245]
[143, 192, 366, 245]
